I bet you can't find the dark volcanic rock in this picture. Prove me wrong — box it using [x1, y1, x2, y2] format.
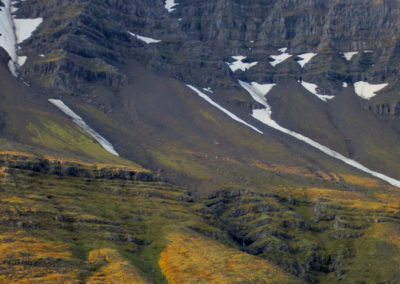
[13, 0, 400, 108]
[0, 153, 157, 181]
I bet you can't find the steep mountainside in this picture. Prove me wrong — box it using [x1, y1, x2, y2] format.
[0, 0, 400, 283]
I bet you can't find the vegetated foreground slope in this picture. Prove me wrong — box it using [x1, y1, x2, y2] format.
[0, 153, 400, 283]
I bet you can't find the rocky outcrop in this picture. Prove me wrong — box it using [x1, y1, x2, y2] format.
[0, 153, 156, 181]
[202, 190, 327, 281]
[198, 188, 399, 282]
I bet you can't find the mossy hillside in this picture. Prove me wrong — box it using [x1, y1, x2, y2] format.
[0, 162, 308, 283]
[201, 181, 400, 282]
[150, 146, 349, 195]
[159, 232, 301, 284]
[4, 98, 140, 167]
[0, 156, 400, 282]
[25, 115, 132, 165]
[0, 56, 139, 169]
[0, 165, 217, 283]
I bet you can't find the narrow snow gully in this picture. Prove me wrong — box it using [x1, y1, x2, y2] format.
[0, 0, 17, 75]
[238, 80, 400, 188]
[0, 0, 43, 75]
[186, 85, 263, 134]
[48, 99, 120, 156]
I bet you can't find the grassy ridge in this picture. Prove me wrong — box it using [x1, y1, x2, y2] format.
[0, 158, 399, 282]
[0, 161, 299, 283]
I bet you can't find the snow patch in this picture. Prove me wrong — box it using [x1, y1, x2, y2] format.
[203, 87, 213, 93]
[354, 81, 388, 100]
[0, 0, 17, 74]
[128, 31, 161, 44]
[300, 81, 334, 102]
[48, 99, 119, 156]
[270, 48, 292, 67]
[10, 5, 18, 13]
[17, 55, 26, 66]
[186, 85, 263, 134]
[297, 53, 317, 68]
[342, 82, 348, 88]
[165, 0, 178, 12]
[342, 52, 358, 61]
[238, 80, 275, 107]
[14, 18, 42, 44]
[227, 56, 258, 72]
[239, 81, 400, 188]
[7, 60, 16, 76]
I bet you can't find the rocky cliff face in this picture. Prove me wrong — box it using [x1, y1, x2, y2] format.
[15, 0, 400, 97]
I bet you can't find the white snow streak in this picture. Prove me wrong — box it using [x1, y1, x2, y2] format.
[238, 80, 275, 106]
[0, 1, 43, 75]
[17, 55, 26, 66]
[48, 99, 119, 156]
[10, 0, 19, 13]
[300, 81, 334, 102]
[14, 18, 42, 44]
[128, 31, 161, 44]
[203, 87, 213, 93]
[0, 0, 17, 74]
[186, 85, 263, 134]
[270, 48, 292, 67]
[297, 53, 317, 68]
[354, 81, 388, 100]
[343, 52, 358, 61]
[165, 0, 178, 12]
[239, 80, 400, 188]
[227, 56, 258, 72]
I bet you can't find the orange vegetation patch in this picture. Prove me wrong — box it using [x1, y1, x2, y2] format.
[299, 188, 400, 213]
[374, 192, 400, 206]
[300, 188, 362, 202]
[366, 223, 400, 268]
[0, 232, 78, 283]
[0, 232, 72, 260]
[0, 167, 8, 176]
[252, 161, 315, 178]
[340, 174, 381, 187]
[367, 223, 400, 247]
[0, 151, 36, 158]
[315, 171, 341, 182]
[169, 147, 240, 164]
[159, 233, 300, 284]
[86, 248, 149, 284]
[3, 272, 79, 284]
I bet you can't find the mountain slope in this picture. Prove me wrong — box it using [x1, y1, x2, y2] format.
[0, 0, 400, 283]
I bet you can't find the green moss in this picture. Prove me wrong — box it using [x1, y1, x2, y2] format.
[199, 110, 219, 125]
[151, 150, 213, 180]
[0, 166, 217, 282]
[25, 113, 140, 167]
